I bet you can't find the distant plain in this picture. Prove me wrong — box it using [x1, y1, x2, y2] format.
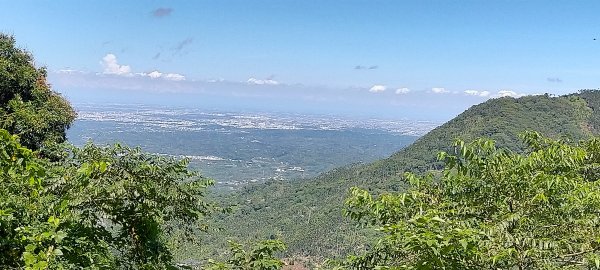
[67, 103, 437, 188]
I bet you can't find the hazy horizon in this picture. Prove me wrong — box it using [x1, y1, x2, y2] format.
[3, 1, 600, 121]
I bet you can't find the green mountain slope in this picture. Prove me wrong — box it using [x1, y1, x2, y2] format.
[192, 90, 600, 262]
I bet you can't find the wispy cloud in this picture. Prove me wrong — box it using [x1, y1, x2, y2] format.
[431, 87, 449, 94]
[57, 69, 86, 74]
[395, 87, 410, 94]
[369, 85, 386, 93]
[464, 90, 490, 97]
[207, 78, 225, 83]
[152, 8, 173, 18]
[355, 65, 379, 70]
[247, 77, 279, 85]
[137, 71, 186, 81]
[173, 38, 193, 56]
[101, 54, 132, 75]
[547, 77, 563, 83]
[164, 73, 185, 81]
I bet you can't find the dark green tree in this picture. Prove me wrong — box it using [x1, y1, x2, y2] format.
[0, 33, 76, 150]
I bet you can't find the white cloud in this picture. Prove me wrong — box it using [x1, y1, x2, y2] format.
[464, 90, 491, 97]
[462, 89, 527, 98]
[431, 87, 449, 94]
[136, 70, 186, 81]
[164, 73, 186, 81]
[395, 87, 410, 94]
[101, 54, 131, 75]
[497, 90, 523, 98]
[369, 85, 386, 93]
[147, 71, 163, 79]
[247, 78, 279, 85]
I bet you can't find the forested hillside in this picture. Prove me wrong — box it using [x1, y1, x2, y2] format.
[200, 91, 600, 263]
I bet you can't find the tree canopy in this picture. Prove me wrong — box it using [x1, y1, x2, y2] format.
[338, 132, 600, 269]
[0, 33, 75, 150]
[0, 129, 220, 269]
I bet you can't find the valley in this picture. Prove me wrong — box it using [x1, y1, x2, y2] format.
[67, 103, 436, 189]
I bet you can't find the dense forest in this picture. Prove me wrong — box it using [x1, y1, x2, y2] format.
[201, 90, 600, 265]
[4, 33, 600, 269]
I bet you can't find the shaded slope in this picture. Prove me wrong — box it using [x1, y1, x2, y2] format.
[196, 91, 600, 261]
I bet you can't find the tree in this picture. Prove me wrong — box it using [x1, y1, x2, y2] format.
[338, 132, 600, 269]
[0, 129, 70, 269]
[60, 142, 219, 269]
[207, 240, 287, 270]
[0, 129, 218, 269]
[0, 33, 76, 150]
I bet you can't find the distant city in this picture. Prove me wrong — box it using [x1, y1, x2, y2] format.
[68, 103, 439, 188]
[74, 103, 439, 136]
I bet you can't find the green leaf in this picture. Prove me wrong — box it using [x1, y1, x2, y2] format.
[52, 248, 63, 256]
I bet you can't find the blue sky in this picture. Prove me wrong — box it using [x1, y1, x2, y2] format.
[1, 0, 600, 120]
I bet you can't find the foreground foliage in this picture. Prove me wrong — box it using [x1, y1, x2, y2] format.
[0, 129, 217, 269]
[338, 132, 600, 269]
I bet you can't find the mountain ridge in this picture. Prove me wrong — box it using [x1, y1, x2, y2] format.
[193, 90, 600, 263]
